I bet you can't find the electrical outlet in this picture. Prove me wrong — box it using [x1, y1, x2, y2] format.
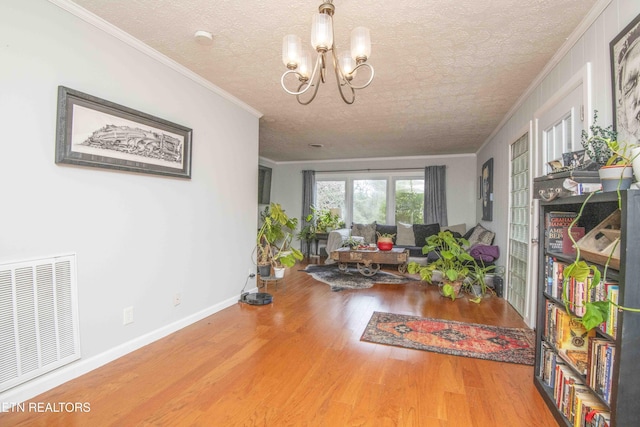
[173, 293, 181, 306]
[123, 306, 134, 325]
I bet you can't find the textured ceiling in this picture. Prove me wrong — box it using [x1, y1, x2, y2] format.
[71, 0, 598, 162]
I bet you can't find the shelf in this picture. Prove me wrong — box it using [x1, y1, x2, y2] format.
[536, 190, 640, 426]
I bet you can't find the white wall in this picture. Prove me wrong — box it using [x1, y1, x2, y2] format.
[476, 0, 640, 316]
[266, 154, 478, 234]
[0, 0, 260, 402]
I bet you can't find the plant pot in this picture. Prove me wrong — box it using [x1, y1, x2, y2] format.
[431, 270, 444, 283]
[632, 146, 640, 183]
[273, 267, 285, 278]
[438, 281, 463, 299]
[377, 241, 393, 251]
[258, 264, 271, 277]
[598, 165, 633, 191]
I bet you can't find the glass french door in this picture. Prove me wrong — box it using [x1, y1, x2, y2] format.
[508, 134, 530, 317]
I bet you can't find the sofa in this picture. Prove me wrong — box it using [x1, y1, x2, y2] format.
[324, 222, 499, 265]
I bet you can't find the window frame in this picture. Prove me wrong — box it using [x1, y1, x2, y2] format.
[316, 170, 424, 226]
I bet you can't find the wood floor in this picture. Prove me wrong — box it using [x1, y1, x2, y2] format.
[0, 260, 558, 426]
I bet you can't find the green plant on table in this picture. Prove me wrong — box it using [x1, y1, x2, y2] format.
[581, 110, 639, 167]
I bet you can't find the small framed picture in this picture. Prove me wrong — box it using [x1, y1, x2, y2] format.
[562, 150, 585, 169]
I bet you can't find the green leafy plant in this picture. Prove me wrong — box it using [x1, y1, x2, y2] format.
[562, 192, 640, 330]
[256, 203, 303, 268]
[376, 232, 396, 240]
[581, 110, 639, 167]
[581, 110, 616, 166]
[407, 231, 479, 301]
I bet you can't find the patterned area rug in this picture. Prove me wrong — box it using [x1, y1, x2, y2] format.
[303, 264, 417, 291]
[361, 311, 535, 365]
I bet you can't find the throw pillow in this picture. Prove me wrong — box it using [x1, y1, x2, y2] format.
[442, 223, 467, 236]
[396, 222, 415, 246]
[351, 222, 376, 244]
[466, 223, 495, 247]
[413, 223, 440, 246]
[375, 224, 397, 243]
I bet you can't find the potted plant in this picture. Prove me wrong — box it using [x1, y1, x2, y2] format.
[581, 111, 637, 191]
[462, 261, 496, 303]
[407, 231, 475, 300]
[315, 207, 344, 232]
[272, 233, 303, 277]
[256, 203, 303, 277]
[376, 232, 395, 251]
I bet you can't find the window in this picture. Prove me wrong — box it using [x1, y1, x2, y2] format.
[353, 179, 387, 223]
[316, 180, 346, 217]
[395, 179, 424, 224]
[316, 172, 424, 226]
[545, 114, 572, 171]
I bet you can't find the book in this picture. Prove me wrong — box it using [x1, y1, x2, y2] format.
[546, 211, 578, 252]
[562, 226, 585, 255]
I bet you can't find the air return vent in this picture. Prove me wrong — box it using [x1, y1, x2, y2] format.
[0, 255, 80, 392]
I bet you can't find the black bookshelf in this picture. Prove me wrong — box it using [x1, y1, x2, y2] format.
[534, 190, 640, 426]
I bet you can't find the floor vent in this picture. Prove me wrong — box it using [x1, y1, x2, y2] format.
[0, 254, 80, 393]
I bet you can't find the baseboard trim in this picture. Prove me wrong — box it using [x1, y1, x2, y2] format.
[0, 288, 256, 406]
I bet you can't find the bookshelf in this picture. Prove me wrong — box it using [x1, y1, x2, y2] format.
[534, 190, 640, 426]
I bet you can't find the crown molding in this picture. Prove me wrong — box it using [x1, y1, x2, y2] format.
[48, 0, 263, 119]
[264, 152, 476, 166]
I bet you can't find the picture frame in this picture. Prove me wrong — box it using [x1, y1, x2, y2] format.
[610, 12, 640, 147]
[55, 86, 193, 179]
[562, 150, 585, 169]
[481, 158, 493, 221]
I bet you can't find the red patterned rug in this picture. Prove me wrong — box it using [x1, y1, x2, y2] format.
[361, 311, 535, 365]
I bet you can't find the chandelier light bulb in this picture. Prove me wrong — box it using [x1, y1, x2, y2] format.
[298, 51, 312, 80]
[351, 27, 371, 63]
[311, 13, 333, 52]
[339, 51, 356, 77]
[282, 34, 302, 69]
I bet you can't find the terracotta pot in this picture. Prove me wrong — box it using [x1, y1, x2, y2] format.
[438, 281, 464, 299]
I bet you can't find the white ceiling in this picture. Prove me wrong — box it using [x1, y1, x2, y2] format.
[71, 0, 598, 162]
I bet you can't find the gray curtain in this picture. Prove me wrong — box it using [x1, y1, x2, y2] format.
[424, 165, 447, 226]
[301, 170, 316, 253]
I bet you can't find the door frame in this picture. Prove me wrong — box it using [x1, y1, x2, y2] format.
[525, 63, 592, 328]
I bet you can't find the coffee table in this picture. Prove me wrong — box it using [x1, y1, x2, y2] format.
[329, 247, 410, 276]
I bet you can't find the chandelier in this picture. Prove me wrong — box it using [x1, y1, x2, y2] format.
[280, 0, 374, 105]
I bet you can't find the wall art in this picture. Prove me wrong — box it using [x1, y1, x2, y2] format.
[55, 86, 192, 178]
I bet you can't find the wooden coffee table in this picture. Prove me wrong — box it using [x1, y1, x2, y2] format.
[329, 247, 410, 276]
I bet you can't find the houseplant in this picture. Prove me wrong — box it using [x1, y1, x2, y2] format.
[376, 232, 395, 251]
[256, 203, 303, 276]
[406, 231, 475, 300]
[298, 206, 345, 253]
[561, 189, 640, 331]
[581, 111, 637, 191]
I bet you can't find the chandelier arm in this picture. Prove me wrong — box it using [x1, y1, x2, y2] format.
[345, 63, 375, 90]
[297, 79, 322, 105]
[280, 52, 325, 96]
[331, 48, 356, 104]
